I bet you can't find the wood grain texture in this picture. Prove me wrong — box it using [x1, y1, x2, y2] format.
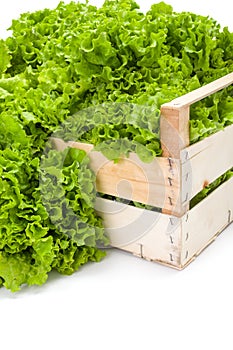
[160, 106, 190, 215]
[160, 105, 190, 159]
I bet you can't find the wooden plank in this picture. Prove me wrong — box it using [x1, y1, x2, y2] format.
[95, 197, 182, 267]
[52, 138, 182, 213]
[180, 124, 233, 162]
[162, 72, 233, 109]
[181, 124, 233, 202]
[160, 105, 189, 215]
[160, 105, 190, 159]
[181, 177, 233, 267]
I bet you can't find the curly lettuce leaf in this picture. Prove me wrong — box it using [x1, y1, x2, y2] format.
[0, 39, 11, 76]
[1, 0, 233, 292]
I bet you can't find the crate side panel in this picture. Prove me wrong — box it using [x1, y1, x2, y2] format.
[95, 198, 182, 267]
[181, 177, 233, 266]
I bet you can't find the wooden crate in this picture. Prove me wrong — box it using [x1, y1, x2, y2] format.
[54, 73, 233, 269]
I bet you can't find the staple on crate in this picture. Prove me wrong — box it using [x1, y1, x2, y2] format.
[139, 244, 143, 258]
[168, 196, 173, 206]
[228, 210, 232, 224]
[168, 177, 173, 186]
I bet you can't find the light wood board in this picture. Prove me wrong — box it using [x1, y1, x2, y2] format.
[181, 124, 233, 202]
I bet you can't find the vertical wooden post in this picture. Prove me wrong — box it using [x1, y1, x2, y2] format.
[160, 104, 190, 217]
[160, 104, 190, 159]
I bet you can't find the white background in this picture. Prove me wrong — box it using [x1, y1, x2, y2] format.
[0, 1, 233, 349]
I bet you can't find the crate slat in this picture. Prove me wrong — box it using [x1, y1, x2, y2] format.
[181, 124, 233, 203]
[52, 138, 182, 213]
[181, 176, 233, 267]
[95, 197, 182, 267]
[162, 72, 233, 109]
